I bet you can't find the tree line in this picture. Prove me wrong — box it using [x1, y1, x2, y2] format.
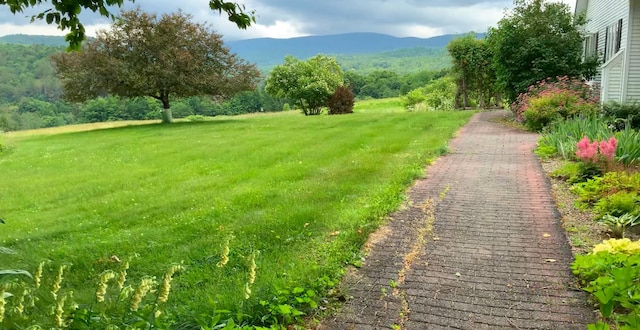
[443, 0, 598, 110]
[0, 40, 448, 131]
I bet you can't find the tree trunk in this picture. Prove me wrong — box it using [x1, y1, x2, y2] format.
[160, 93, 173, 123]
[462, 71, 469, 109]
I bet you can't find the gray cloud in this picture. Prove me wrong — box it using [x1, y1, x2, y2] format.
[0, 0, 574, 40]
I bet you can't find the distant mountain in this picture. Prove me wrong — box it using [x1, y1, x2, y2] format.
[226, 32, 484, 67]
[0, 32, 482, 73]
[0, 34, 68, 47]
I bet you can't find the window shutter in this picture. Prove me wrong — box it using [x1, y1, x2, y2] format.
[615, 18, 623, 53]
[604, 28, 609, 60]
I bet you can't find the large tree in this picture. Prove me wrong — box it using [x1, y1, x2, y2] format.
[0, 0, 254, 50]
[51, 9, 260, 123]
[486, 0, 598, 102]
[265, 55, 344, 116]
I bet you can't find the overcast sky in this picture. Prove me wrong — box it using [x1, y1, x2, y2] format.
[0, 0, 576, 41]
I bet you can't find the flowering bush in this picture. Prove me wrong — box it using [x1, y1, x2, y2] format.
[512, 76, 600, 130]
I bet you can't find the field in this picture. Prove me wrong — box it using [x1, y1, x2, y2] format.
[0, 106, 473, 327]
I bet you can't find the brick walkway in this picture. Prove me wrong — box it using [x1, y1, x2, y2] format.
[320, 111, 594, 330]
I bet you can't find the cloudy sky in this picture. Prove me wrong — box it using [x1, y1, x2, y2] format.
[0, 0, 576, 41]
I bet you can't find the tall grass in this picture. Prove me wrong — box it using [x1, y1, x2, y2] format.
[0, 110, 472, 327]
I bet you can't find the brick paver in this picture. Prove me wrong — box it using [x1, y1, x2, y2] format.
[320, 111, 594, 329]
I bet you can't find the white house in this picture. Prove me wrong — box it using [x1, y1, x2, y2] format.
[576, 0, 640, 103]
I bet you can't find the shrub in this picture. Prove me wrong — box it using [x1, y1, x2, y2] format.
[593, 191, 640, 218]
[327, 85, 355, 115]
[602, 101, 640, 130]
[185, 115, 206, 122]
[282, 103, 291, 111]
[571, 172, 640, 207]
[523, 90, 599, 131]
[572, 239, 640, 329]
[423, 77, 455, 111]
[402, 88, 427, 110]
[513, 76, 600, 130]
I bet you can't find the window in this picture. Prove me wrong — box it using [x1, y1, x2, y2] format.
[583, 32, 599, 59]
[604, 19, 623, 62]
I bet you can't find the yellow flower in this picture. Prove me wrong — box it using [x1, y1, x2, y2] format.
[592, 238, 640, 255]
[130, 277, 155, 312]
[248, 252, 257, 285]
[157, 265, 184, 304]
[14, 288, 28, 316]
[54, 294, 68, 327]
[51, 265, 67, 300]
[244, 282, 252, 300]
[117, 261, 130, 290]
[217, 236, 232, 268]
[34, 261, 45, 288]
[96, 271, 116, 303]
[0, 286, 6, 323]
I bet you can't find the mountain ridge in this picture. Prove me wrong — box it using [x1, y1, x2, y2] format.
[0, 32, 481, 72]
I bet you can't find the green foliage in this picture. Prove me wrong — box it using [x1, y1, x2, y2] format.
[593, 192, 640, 218]
[402, 76, 455, 111]
[422, 77, 456, 111]
[265, 55, 344, 116]
[327, 86, 355, 115]
[534, 144, 557, 159]
[571, 172, 640, 207]
[572, 240, 640, 328]
[523, 90, 599, 131]
[597, 214, 640, 239]
[616, 126, 640, 166]
[1, 261, 184, 329]
[336, 47, 451, 75]
[52, 9, 260, 123]
[447, 34, 497, 109]
[402, 88, 427, 110]
[602, 101, 640, 131]
[0, 43, 62, 103]
[0, 0, 255, 50]
[0, 109, 474, 327]
[486, 0, 598, 102]
[185, 115, 206, 122]
[539, 116, 613, 160]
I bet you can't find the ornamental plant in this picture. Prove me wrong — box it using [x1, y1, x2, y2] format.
[512, 76, 600, 130]
[575, 136, 618, 173]
[572, 239, 640, 329]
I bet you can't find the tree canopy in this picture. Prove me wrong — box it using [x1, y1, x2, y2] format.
[0, 0, 255, 50]
[486, 0, 597, 102]
[447, 34, 497, 109]
[265, 55, 344, 116]
[51, 9, 260, 123]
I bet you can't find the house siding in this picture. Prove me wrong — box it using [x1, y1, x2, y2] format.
[606, 60, 624, 101]
[582, 0, 628, 87]
[626, 0, 640, 101]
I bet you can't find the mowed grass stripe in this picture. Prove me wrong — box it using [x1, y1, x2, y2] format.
[0, 110, 473, 325]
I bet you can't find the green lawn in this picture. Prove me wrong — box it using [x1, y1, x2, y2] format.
[0, 107, 472, 327]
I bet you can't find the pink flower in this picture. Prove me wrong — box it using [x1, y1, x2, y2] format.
[599, 136, 617, 161]
[576, 137, 599, 163]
